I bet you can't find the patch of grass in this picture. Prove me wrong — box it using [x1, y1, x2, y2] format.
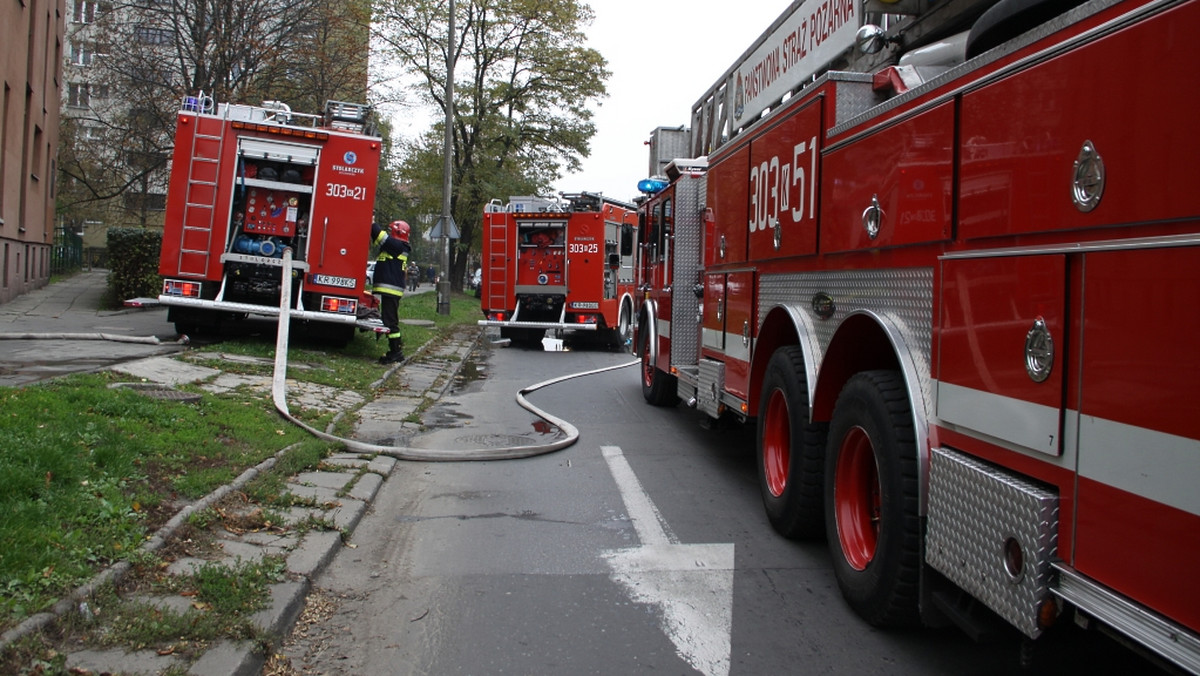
[188, 555, 287, 615]
[0, 373, 306, 626]
[0, 291, 480, 637]
[76, 583, 266, 653]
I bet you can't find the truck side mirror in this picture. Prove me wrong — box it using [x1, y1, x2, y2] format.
[608, 253, 620, 270]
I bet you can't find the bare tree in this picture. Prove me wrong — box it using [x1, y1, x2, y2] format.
[373, 0, 609, 290]
[58, 0, 363, 228]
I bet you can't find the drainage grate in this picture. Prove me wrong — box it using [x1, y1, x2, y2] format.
[454, 434, 540, 448]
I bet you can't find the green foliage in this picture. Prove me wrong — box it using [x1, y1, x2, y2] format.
[0, 372, 307, 628]
[190, 556, 287, 615]
[76, 585, 264, 650]
[375, 0, 609, 290]
[106, 227, 162, 302]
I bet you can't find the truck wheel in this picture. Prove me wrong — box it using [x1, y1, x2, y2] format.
[758, 347, 827, 539]
[640, 328, 678, 406]
[168, 307, 206, 337]
[303, 322, 354, 347]
[823, 370, 920, 627]
[617, 302, 633, 351]
[500, 327, 543, 346]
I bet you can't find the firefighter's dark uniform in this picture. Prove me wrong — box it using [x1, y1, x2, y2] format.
[371, 222, 411, 364]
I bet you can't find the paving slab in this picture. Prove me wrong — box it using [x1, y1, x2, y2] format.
[187, 639, 263, 676]
[112, 356, 220, 385]
[292, 470, 355, 491]
[286, 531, 343, 578]
[67, 647, 185, 675]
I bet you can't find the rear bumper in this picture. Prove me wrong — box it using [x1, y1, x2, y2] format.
[477, 319, 597, 331]
[159, 295, 387, 332]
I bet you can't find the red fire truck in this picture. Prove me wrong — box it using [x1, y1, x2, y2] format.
[480, 192, 638, 348]
[150, 95, 383, 344]
[634, 0, 1199, 670]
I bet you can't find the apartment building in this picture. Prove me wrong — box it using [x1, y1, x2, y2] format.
[1, 0, 66, 303]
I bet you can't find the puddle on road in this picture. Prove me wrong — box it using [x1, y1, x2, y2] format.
[447, 350, 488, 394]
[422, 401, 473, 428]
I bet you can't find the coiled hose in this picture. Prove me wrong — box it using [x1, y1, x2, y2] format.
[271, 248, 636, 461]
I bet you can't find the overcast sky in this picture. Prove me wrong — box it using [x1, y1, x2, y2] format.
[382, 2, 790, 206]
[554, 1, 790, 203]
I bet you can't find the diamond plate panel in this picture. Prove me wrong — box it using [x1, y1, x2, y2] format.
[697, 358, 725, 418]
[758, 268, 934, 417]
[926, 447, 1059, 637]
[831, 72, 876, 127]
[669, 175, 704, 367]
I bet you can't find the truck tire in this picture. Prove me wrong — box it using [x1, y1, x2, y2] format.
[639, 327, 678, 406]
[501, 326, 544, 346]
[300, 321, 354, 347]
[758, 347, 828, 539]
[617, 301, 633, 352]
[823, 370, 920, 627]
[168, 307, 209, 337]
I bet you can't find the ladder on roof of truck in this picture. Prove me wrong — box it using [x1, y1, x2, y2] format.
[176, 113, 227, 277]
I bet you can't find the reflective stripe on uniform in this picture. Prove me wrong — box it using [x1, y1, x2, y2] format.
[374, 285, 404, 297]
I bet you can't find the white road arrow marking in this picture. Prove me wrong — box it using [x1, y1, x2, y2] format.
[601, 445, 734, 676]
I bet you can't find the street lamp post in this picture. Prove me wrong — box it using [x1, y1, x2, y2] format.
[436, 0, 456, 316]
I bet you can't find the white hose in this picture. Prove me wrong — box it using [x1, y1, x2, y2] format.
[0, 332, 182, 344]
[271, 248, 636, 461]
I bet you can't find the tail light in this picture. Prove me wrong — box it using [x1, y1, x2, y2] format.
[321, 296, 358, 314]
[163, 279, 201, 298]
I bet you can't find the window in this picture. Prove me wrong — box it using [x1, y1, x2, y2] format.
[73, 1, 109, 23]
[130, 66, 173, 87]
[32, 126, 43, 179]
[135, 26, 173, 45]
[70, 41, 95, 66]
[68, 83, 90, 108]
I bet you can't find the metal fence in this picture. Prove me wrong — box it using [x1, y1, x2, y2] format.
[51, 228, 83, 276]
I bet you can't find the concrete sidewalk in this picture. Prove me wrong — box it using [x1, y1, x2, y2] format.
[0, 270, 187, 386]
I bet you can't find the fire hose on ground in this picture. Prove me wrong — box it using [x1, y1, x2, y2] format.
[271, 248, 637, 461]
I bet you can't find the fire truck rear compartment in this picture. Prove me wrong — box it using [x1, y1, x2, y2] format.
[223, 259, 299, 303]
[515, 292, 565, 322]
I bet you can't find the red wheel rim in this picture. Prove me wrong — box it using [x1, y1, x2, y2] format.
[762, 389, 790, 498]
[834, 425, 880, 571]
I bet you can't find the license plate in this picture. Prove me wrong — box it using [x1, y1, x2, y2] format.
[311, 274, 356, 289]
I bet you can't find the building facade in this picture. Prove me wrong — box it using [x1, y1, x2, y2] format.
[1, 0, 66, 303]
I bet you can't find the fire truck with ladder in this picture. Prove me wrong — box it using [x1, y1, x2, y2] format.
[479, 192, 639, 348]
[142, 94, 384, 344]
[632, 0, 1199, 670]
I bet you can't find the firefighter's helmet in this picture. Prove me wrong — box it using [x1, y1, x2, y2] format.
[388, 220, 411, 243]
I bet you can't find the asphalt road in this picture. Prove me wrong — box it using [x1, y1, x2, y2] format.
[275, 339, 1164, 676]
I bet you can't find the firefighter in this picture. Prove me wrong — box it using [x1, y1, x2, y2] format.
[370, 220, 411, 364]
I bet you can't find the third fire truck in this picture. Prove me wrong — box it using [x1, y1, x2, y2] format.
[633, 0, 1199, 670]
[150, 95, 383, 344]
[480, 192, 638, 348]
